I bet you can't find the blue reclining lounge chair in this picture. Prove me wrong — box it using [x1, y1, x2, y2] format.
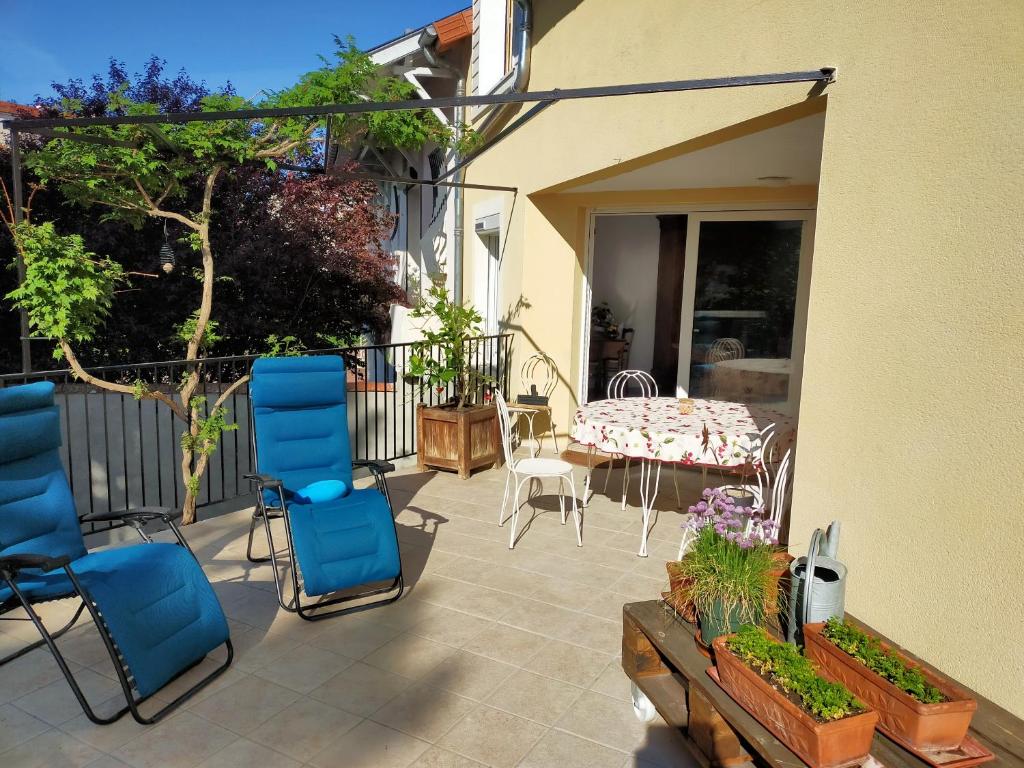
[0, 382, 232, 724]
[245, 355, 403, 620]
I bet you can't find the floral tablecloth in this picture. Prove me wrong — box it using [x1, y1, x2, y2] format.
[571, 397, 795, 467]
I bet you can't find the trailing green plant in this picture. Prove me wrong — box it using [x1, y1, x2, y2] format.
[821, 618, 945, 704]
[406, 280, 494, 409]
[726, 625, 865, 721]
[4, 40, 461, 523]
[675, 488, 782, 626]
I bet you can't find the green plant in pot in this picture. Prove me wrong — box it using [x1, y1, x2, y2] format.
[675, 487, 783, 644]
[406, 279, 493, 408]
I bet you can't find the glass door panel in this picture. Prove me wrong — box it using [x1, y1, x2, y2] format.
[687, 219, 803, 403]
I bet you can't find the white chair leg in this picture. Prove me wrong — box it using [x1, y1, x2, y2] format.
[621, 457, 631, 511]
[603, 458, 614, 494]
[567, 473, 582, 546]
[499, 470, 512, 526]
[510, 476, 528, 549]
[673, 464, 681, 508]
[582, 470, 592, 508]
[558, 477, 566, 524]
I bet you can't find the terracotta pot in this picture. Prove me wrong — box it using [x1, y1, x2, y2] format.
[768, 551, 794, 617]
[712, 635, 879, 768]
[663, 561, 698, 623]
[803, 622, 977, 750]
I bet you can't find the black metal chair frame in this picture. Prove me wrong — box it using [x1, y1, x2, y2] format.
[244, 460, 405, 622]
[0, 508, 234, 725]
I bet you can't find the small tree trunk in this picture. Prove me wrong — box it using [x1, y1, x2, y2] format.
[182, 490, 198, 526]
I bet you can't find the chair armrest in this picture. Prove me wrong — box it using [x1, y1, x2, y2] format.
[352, 459, 396, 476]
[0, 553, 72, 577]
[244, 473, 284, 489]
[80, 506, 177, 525]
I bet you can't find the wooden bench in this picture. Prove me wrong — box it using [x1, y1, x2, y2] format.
[622, 600, 1023, 768]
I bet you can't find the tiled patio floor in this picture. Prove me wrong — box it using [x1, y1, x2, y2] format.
[0, 452, 712, 768]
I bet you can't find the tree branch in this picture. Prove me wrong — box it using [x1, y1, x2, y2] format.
[59, 341, 188, 421]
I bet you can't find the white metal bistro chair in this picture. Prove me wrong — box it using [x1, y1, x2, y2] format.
[597, 370, 684, 511]
[676, 430, 792, 559]
[707, 337, 745, 398]
[506, 352, 560, 456]
[495, 390, 582, 549]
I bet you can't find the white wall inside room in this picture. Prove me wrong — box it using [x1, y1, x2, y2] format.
[592, 215, 660, 374]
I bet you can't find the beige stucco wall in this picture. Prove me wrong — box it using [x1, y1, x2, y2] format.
[463, 0, 1024, 715]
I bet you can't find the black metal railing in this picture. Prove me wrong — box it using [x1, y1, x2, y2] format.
[0, 334, 513, 531]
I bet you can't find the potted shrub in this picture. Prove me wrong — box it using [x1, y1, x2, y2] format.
[407, 281, 502, 479]
[671, 488, 784, 645]
[713, 625, 878, 768]
[804, 619, 977, 750]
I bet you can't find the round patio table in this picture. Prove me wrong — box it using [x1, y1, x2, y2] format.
[571, 397, 795, 556]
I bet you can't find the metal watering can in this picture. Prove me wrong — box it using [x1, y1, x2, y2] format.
[786, 521, 846, 644]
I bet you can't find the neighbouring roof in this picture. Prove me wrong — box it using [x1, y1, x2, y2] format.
[434, 8, 473, 52]
[368, 6, 471, 59]
[0, 100, 42, 118]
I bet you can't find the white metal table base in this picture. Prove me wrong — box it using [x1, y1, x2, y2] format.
[636, 458, 662, 557]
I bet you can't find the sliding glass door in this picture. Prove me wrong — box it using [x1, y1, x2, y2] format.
[676, 211, 815, 408]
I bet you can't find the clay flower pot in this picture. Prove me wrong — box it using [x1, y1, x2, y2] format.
[712, 635, 879, 768]
[663, 561, 698, 623]
[803, 622, 977, 750]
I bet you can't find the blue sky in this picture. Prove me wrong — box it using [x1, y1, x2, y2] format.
[0, 0, 469, 104]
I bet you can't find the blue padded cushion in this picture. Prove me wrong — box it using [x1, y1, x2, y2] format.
[250, 356, 353, 505]
[294, 479, 350, 504]
[289, 488, 401, 597]
[0, 566, 75, 606]
[0, 384, 86, 568]
[72, 543, 229, 698]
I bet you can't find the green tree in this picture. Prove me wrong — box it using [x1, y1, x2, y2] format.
[6, 41, 455, 523]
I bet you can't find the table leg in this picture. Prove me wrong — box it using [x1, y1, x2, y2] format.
[637, 459, 662, 557]
[583, 446, 595, 507]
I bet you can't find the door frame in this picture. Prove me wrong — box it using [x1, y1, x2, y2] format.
[578, 204, 816, 407]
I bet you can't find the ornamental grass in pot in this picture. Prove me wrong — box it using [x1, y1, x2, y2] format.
[804, 618, 977, 750]
[713, 625, 878, 768]
[670, 488, 784, 645]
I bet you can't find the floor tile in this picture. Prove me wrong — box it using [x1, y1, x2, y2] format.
[371, 683, 476, 741]
[554, 690, 651, 753]
[408, 746, 486, 767]
[0, 728, 101, 768]
[59, 695, 155, 753]
[229, 627, 302, 673]
[486, 669, 583, 725]
[248, 698, 360, 762]
[461, 623, 547, 664]
[309, 661, 409, 717]
[195, 738, 301, 768]
[309, 719, 430, 768]
[0, 649, 71, 703]
[0, 702, 50, 752]
[416, 649, 517, 700]
[408, 608, 493, 648]
[519, 729, 627, 768]
[113, 711, 237, 768]
[307, 614, 404, 658]
[590, 660, 632, 702]
[189, 675, 300, 735]
[14, 667, 121, 725]
[523, 639, 612, 687]
[436, 705, 546, 768]
[363, 633, 456, 680]
[252, 644, 353, 693]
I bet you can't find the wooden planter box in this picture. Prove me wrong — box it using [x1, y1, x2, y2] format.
[416, 403, 503, 479]
[803, 622, 977, 751]
[712, 635, 879, 768]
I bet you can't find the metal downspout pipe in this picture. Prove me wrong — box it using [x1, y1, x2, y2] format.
[419, 28, 467, 303]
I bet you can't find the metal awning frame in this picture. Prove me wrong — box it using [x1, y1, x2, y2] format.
[4, 66, 835, 372]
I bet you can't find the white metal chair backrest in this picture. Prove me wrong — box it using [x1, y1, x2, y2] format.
[493, 390, 517, 467]
[607, 370, 658, 399]
[748, 423, 776, 503]
[520, 352, 558, 399]
[767, 447, 793, 529]
[708, 337, 745, 362]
